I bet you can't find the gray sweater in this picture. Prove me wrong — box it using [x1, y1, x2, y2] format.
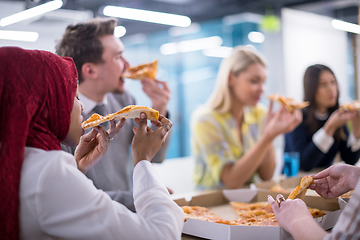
[61, 91, 170, 211]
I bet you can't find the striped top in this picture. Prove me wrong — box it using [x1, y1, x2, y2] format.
[324, 178, 360, 240]
[190, 104, 267, 190]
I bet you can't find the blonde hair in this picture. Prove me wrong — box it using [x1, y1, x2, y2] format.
[207, 46, 267, 113]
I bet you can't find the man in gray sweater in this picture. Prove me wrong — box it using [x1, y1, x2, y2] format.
[56, 18, 171, 211]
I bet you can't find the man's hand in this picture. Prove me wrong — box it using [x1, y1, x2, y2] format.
[141, 78, 170, 115]
[309, 164, 360, 198]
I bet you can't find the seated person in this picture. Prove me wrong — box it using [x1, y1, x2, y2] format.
[56, 18, 172, 211]
[0, 47, 183, 239]
[285, 64, 360, 172]
[191, 46, 302, 190]
[268, 163, 360, 240]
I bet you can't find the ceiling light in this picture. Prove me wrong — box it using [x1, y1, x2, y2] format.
[103, 6, 191, 27]
[0, 30, 39, 42]
[332, 19, 360, 34]
[0, 0, 63, 27]
[223, 12, 262, 25]
[202, 46, 233, 58]
[114, 26, 126, 38]
[248, 31, 265, 43]
[160, 36, 223, 55]
[168, 23, 200, 37]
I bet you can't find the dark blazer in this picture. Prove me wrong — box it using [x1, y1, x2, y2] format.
[285, 109, 360, 171]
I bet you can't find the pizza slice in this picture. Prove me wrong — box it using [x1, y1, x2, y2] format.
[287, 176, 314, 200]
[267, 94, 309, 113]
[340, 100, 360, 111]
[181, 206, 237, 225]
[122, 60, 158, 80]
[81, 105, 159, 129]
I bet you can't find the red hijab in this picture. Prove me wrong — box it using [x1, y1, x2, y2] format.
[0, 47, 78, 239]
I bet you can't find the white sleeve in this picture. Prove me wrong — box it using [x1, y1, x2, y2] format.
[312, 128, 334, 153]
[133, 161, 184, 239]
[36, 157, 183, 240]
[347, 132, 360, 152]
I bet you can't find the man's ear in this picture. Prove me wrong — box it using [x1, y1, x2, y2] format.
[81, 62, 98, 80]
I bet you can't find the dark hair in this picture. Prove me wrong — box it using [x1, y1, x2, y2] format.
[303, 64, 345, 141]
[55, 18, 117, 83]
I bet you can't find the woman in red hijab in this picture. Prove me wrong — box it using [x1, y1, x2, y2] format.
[0, 47, 183, 240]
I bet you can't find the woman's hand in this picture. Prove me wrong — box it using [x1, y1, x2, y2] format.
[131, 113, 172, 166]
[268, 194, 326, 240]
[309, 164, 360, 198]
[74, 119, 126, 174]
[323, 109, 356, 136]
[264, 105, 302, 140]
[351, 111, 360, 138]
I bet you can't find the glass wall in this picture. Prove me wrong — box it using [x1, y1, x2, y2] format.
[122, 12, 356, 159]
[122, 17, 262, 159]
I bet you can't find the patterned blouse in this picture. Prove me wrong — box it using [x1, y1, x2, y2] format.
[191, 104, 267, 190]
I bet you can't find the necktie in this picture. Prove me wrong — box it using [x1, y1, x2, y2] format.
[92, 104, 109, 129]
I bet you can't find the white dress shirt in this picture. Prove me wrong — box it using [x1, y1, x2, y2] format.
[20, 147, 183, 240]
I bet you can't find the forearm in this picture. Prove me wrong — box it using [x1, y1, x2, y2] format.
[289, 218, 327, 240]
[151, 125, 171, 163]
[221, 134, 273, 188]
[134, 161, 184, 239]
[323, 121, 337, 137]
[257, 145, 276, 180]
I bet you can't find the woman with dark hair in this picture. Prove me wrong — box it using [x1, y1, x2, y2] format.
[0, 47, 183, 239]
[285, 64, 360, 172]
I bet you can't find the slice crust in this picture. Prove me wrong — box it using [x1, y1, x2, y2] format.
[287, 176, 314, 200]
[82, 105, 159, 129]
[122, 60, 158, 80]
[267, 94, 309, 113]
[340, 101, 360, 111]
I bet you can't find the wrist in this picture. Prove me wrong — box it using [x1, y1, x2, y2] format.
[323, 124, 335, 136]
[152, 105, 167, 116]
[349, 167, 360, 189]
[133, 154, 150, 166]
[262, 129, 276, 143]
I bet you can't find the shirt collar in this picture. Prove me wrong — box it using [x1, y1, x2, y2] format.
[79, 93, 108, 115]
[314, 110, 329, 120]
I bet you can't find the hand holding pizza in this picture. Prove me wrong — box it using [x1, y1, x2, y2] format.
[74, 119, 126, 174]
[267, 195, 325, 239]
[263, 105, 302, 140]
[131, 113, 172, 166]
[323, 109, 357, 137]
[309, 164, 360, 199]
[141, 78, 170, 116]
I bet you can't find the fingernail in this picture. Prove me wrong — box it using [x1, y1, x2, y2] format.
[268, 195, 271, 198]
[140, 113, 146, 119]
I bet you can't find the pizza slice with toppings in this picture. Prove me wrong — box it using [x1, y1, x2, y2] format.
[122, 60, 158, 80]
[287, 176, 314, 200]
[81, 105, 159, 129]
[340, 100, 360, 111]
[267, 94, 309, 113]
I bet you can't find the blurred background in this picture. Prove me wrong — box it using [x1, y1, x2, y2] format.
[1, 0, 360, 164]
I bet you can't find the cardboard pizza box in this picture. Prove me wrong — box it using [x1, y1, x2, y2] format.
[175, 189, 346, 240]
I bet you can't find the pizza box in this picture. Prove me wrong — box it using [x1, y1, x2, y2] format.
[175, 189, 346, 240]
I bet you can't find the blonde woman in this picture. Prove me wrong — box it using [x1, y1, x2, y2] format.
[191, 46, 302, 190]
